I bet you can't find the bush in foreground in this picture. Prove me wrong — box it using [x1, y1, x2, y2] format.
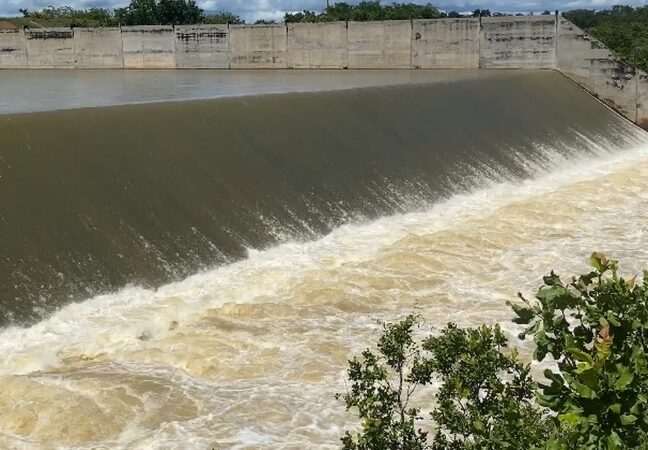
[339, 254, 648, 449]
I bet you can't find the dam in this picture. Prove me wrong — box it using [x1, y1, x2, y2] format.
[1, 15, 647, 128]
[1, 68, 648, 448]
[1, 14, 648, 449]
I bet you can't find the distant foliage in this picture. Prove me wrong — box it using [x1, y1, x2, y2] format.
[15, 5, 117, 27]
[115, 0, 204, 26]
[285, 1, 441, 23]
[340, 254, 648, 449]
[7, 1, 245, 27]
[564, 6, 648, 72]
[203, 11, 244, 25]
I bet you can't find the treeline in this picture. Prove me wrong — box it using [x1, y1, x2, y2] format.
[6, 1, 554, 28]
[564, 6, 648, 72]
[9, 1, 244, 27]
[284, 3, 553, 23]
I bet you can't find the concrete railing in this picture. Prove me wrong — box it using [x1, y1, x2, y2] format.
[0, 16, 646, 127]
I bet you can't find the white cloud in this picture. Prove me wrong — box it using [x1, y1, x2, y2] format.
[1, 0, 646, 21]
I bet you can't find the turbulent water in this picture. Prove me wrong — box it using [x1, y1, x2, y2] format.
[1, 70, 648, 449]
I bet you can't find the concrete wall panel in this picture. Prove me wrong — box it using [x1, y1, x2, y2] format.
[557, 18, 637, 123]
[122, 25, 175, 69]
[348, 21, 411, 69]
[229, 25, 288, 69]
[480, 16, 556, 69]
[287, 22, 347, 69]
[0, 29, 27, 68]
[26, 28, 75, 68]
[175, 24, 229, 68]
[74, 28, 122, 68]
[412, 18, 478, 69]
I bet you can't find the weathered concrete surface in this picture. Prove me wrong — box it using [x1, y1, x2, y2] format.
[638, 70, 648, 129]
[25, 28, 75, 68]
[122, 25, 175, 69]
[348, 21, 411, 69]
[557, 18, 637, 123]
[287, 22, 347, 69]
[412, 18, 478, 69]
[74, 28, 123, 68]
[0, 29, 27, 68]
[230, 24, 288, 69]
[175, 24, 229, 68]
[480, 16, 556, 69]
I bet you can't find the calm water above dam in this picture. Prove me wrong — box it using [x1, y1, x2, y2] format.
[1, 70, 648, 449]
[0, 69, 489, 114]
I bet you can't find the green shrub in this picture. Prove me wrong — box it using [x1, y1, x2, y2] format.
[338, 319, 550, 449]
[510, 253, 648, 449]
[424, 324, 551, 449]
[340, 254, 648, 449]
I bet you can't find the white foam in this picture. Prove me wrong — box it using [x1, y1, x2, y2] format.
[1, 129, 647, 376]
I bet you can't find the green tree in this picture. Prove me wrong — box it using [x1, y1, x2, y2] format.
[324, 2, 355, 21]
[424, 324, 551, 449]
[338, 316, 431, 450]
[115, 0, 159, 25]
[564, 6, 648, 71]
[157, 0, 203, 24]
[204, 11, 244, 24]
[284, 10, 321, 23]
[339, 317, 550, 449]
[509, 253, 648, 449]
[114, 0, 203, 25]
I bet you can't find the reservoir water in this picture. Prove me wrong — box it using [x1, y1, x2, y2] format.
[0, 69, 647, 449]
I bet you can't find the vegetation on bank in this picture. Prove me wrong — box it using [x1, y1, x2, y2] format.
[1, 1, 242, 27]
[0, 1, 563, 28]
[283, 3, 551, 23]
[564, 6, 648, 72]
[339, 254, 648, 449]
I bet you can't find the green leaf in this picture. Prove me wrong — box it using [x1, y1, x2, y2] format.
[507, 301, 535, 324]
[607, 313, 621, 327]
[620, 414, 637, 426]
[614, 365, 634, 391]
[570, 380, 598, 399]
[558, 412, 581, 426]
[590, 252, 608, 272]
[575, 362, 592, 374]
[606, 432, 622, 450]
[566, 347, 594, 365]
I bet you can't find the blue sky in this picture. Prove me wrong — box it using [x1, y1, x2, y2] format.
[1, 0, 646, 22]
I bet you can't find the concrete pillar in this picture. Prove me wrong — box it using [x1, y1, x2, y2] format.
[74, 28, 123, 68]
[480, 16, 557, 69]
[412, 18, 479, 69]
[121, 25, 175, 69]
[287, 22, 348, 69]
[175, 24, 229, 69]
[25, 28, 75, 69]
[0, 29, 27, 68]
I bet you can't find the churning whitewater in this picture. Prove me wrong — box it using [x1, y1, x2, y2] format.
[1, 70, 648, 449]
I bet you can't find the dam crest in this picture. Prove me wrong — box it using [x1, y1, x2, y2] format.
[0, 15, 646, 127]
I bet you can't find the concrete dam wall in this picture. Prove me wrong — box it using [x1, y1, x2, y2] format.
[0, 16, 646, 127]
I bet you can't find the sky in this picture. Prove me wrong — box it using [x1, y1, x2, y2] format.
[0, 0, 646, 22]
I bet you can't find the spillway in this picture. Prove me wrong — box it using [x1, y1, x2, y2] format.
[1, 69, 647, 449]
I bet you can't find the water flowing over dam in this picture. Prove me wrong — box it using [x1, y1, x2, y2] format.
[1, 69, 648, 448]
